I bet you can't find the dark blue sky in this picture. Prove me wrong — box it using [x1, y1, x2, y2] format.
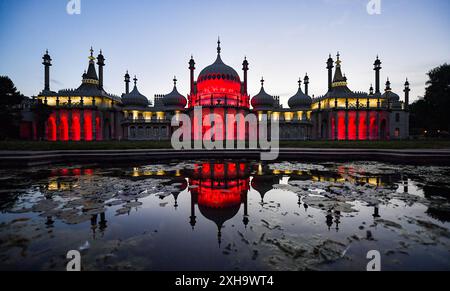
[0, 0, 449, 105]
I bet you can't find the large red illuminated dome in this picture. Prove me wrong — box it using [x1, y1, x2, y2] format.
[196, 39, 242, 95]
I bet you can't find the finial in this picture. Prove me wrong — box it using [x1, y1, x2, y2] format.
[173, 76, 177, 87]
[46, 49, 49, 55]
[261, 77, 265, 87]
[134, 75, 138, 86]
[100, 49, 103, 55]
[336, 52, 341, 66]
[298, 78, 302, 87]
[217, 36, 221, 55]
[90, 46, 94, 56]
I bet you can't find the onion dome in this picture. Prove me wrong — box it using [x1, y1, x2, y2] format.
[196, 38, 241, 93]
[251, 78, 275, 110]
[163, 76, 187, 110]
[381, 78, 400, 101]
[121, 76, 150, 107]
[288, 78, 312, 109]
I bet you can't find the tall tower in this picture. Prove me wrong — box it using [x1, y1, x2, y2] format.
[242, 57, 249, 95]
[189, 55, 196, 95]
[124, 71, 130, 94]
[326, 54, 334, 91]
[404, 78, 410, 110]
[42, 50, 52, 92]
[374, 56, 382, 94]
[304, 73, 310, 96]
[97, 50, 105, 90]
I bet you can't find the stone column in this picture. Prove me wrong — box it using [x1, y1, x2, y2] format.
[110, 111, 115, 140]
[92, 110, 97, 141]
[377, 111, 381, 140]
[356, 110, 360, 141]
[68, 110, 73, 141]
[318, 112, 322, 140]
[334, 111, 338, 141]
[80, 109, 85, 141]
[366, 110, 370, 140]
[56, 109, 61, 141]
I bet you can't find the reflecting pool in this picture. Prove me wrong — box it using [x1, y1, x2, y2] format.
[0, 160, 449, 271]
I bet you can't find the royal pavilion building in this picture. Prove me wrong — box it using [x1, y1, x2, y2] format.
[30, 40, 410, 143]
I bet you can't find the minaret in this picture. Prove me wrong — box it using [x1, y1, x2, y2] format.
[97, 50, 105, 90]
[404, 78, 410, 110]
[189, 55, 196, 95]
[385, 77, 392, 91]
[326, 54, 334, 91]
[42, 50, 52, 92]
[304, 73, 310, 96]
[124, 71, 130, 94]
[242, 57, 249, 95]
[374, 56, 382, 94]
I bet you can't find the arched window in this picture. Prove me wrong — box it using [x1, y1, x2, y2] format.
[130, 126, 136, 138]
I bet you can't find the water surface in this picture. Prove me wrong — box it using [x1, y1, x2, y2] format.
[0, 160, 449, 271]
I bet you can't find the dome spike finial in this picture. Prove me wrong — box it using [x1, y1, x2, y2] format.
[217, 36, 221, 55]
[298, 78, 302, 88]
[134, 75, 138, 86]
[261, 77, 265, 87]
[173, 76, 177, 87]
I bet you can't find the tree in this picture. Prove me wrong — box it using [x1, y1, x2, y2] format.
[0, 76, 25, 140]
[410, 64, 450, 134]
[33, 101, 53, 141]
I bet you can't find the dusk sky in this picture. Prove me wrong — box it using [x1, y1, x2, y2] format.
[0, 0, 449, 106]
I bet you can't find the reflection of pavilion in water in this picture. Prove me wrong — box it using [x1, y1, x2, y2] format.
[41, 162, 450, 242]
[188, 162, 250, 246]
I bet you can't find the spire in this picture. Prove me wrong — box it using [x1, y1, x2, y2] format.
[83, 47, 98, 82]
[124, 71, 131, 94]
[173, 76, 177, 87]
[89, 46, 95, 63]
[42, 50, 52, 91]
[332, 52, 345, 84]
[298, 78, 302, 88]
[260, 77, 265, 88]
[304, 73, 310, 96]
[335, 52, 341, 67]
[369, 84, 374, 95]
[217, 37, 221, 55]
[134, 75, 138, 86]
[385, 77, 391, 91]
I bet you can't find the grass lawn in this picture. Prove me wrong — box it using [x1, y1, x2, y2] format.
[0, 140, 450, 151]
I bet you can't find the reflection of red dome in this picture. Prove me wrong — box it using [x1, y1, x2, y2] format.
[190, 162, 250, 209]
[198, 203, 241, 229]
[196, 181, 246, 208]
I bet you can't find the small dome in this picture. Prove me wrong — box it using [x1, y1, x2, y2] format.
[251, 78, 275, 110]
[122, 77, 150, 107]
[382, 78, 400, 102]
[288, 79, 312, 109]
[382, 90, 400, 102]
[163, 78, 187, 110]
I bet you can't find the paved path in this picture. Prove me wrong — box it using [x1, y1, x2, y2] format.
[1, 148, 450, 167]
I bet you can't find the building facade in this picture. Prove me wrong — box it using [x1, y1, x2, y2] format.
[32, 41, 410, 142]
